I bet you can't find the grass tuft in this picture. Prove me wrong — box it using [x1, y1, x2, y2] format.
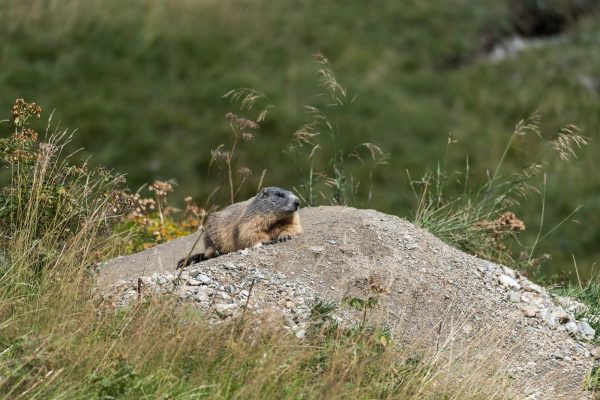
[408, 113, 587, 273]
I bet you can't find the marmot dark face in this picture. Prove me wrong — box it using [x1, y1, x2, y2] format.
[255, 187, 300, 214]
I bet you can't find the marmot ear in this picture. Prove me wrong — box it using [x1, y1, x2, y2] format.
[258, 187, 267, 197]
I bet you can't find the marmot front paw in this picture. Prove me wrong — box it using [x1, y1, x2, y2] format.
[262, 235, 293, 246]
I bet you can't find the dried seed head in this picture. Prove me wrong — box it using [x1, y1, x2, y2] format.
[210, 149, 230, 162]
[237, 117, 259, 130]
[149, 180, 174, 197]
[13, 127, 38, 143]
[225, 112, 259, 130]
[184, 196, 206, 218]
[11, 99, 42, 127]
[494, 212, 526, 232]
[237, 167, 252, 178]
[475, 211, 525, 241]
[551, 125, 588, 161]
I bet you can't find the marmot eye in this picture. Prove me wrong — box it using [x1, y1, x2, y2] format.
[276, 192, 285, 198]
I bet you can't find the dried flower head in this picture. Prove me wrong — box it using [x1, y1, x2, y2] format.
[225, 112, 259, 130]
[476, 211, 525, 238]
[10, 150, 33, 162]
[149, 180, 174, 197]
[13, 127, 38, 143]
[210, 147, 230, 162]
[495, 212, 526, 232]
[237, 167, 252, 178]
[184, 195, 206, 218]
[242, 132, 254, 141]
[107, 190, 135, 215]
[11, 99, 42, 127]
[127, 193, 157, 220]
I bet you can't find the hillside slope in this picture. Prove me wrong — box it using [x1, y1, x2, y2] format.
[100, 206, 598, 399]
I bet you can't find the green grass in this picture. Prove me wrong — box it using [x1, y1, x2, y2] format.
[556, 269, 600, 341]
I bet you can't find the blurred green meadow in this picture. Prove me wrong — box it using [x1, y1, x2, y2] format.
[0, 0, 598, 279]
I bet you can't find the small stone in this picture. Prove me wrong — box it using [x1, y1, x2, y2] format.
[498, 275, 520, 290]
[309, 246, 325, 253]
[486, 262, 501, 274]
[186, 286, 201, 294]
[285, 301, 295, 308]
[214, 303, 236, 317]
[186, 278, 202, 286]
[218, 292, 231, 301]
[551, 351, 564, 360]
[555, 296, 587, 314]
[195, 291, 209, 302]
[328, 240, 337, 245]
[179, 292, 191, 300]
[521, 280, 544, 294]
[502, 266, 516, 279]
[565, 321, 579, 336]
[522, 305, 538, 318]
[578, 321, 595, 337]
[520, 293, 531, 303]
[507, 291, 521, 303]
[223, 262, 236, 270]
[195, 274, 212, 284]
[295, 330, 306, 339]
[240, 248, 249, 256]
[553, 309, 571, 324]
[539, 309, 559, 329]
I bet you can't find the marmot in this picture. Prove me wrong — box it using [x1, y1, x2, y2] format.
[177, 187, 302, 268]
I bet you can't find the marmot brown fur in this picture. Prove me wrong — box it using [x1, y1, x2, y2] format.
[177, 187, 302, 268]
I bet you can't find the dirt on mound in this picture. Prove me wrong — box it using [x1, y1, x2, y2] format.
[98, 206, 598, 399]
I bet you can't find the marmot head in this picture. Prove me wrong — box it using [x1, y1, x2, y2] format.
[254, 187, 300, 214]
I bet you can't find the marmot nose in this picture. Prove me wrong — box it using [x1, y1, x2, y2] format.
[293, 199, 300, 210]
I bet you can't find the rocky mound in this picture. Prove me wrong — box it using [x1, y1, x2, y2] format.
[98, 206, 598, 399]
